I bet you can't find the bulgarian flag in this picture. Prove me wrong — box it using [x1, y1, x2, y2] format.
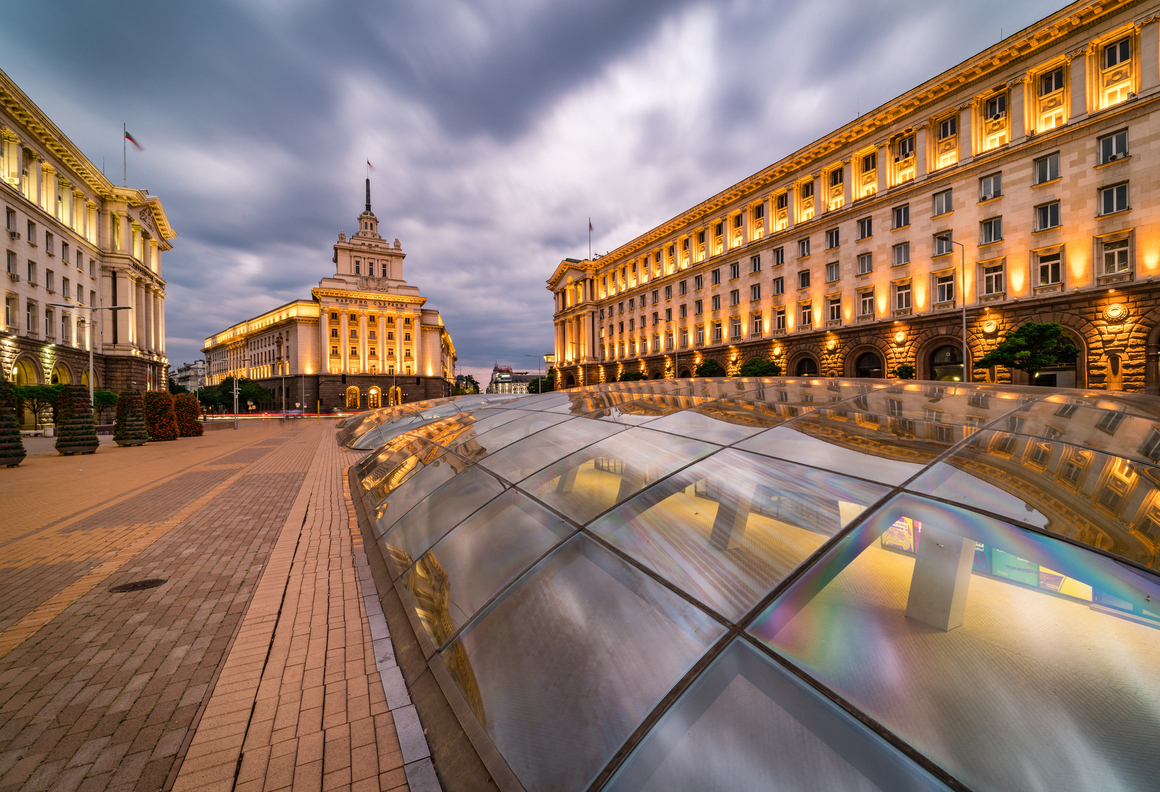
[124, 130, 143, 151]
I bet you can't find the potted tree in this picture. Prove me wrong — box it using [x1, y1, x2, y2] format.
[54, 385, 100, 456]
[174, 393, 204, 437]
[0, 379, 26, 467]
[113, 390, 150, 447]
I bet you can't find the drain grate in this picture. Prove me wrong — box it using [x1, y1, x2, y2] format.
[109, 579, 167, 593]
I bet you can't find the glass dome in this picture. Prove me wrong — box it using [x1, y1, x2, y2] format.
[349, 378, 1160, 792]
[337, 392, 520, 450]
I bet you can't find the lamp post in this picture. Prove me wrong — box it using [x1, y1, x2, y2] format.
[47, 302, 131, 411]
[525, 354, 543, 395]
[232, 356, 251, 429]
[936, 234, 970, 383]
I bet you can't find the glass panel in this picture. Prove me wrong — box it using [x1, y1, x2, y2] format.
[644, 399, 782, 445]
[403, 490, 574, 646]
[442, 410, 572, 462]
[604, 639, 949, 792]
[493, 392, 575, 411]
[736, 413, 961, 485]
[590, 449, 889, 620]
[481, 417, 625, 483]
[910, 431, 1160, 571]
[839, 385, 1028, 427]
[1000, 401, 1160, 462]
[380, 465, 506, 570]
[441, 535, 724, 792]
[358, 438, 445, 506]
[750, 493, 1160, 792]
[520, 428, 719, 524]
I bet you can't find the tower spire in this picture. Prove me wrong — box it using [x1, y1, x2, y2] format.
[365, 177, 371, 213]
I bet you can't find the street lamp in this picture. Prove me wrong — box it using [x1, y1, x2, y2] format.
[935, 234, 970, 383]
[47, 302, 131, 411]
[232, 357, 251, 429]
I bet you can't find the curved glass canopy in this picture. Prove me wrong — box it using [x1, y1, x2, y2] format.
[349, 378, 1160, 792]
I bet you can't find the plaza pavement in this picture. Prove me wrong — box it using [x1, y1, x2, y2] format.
[0, 420, 436, 792]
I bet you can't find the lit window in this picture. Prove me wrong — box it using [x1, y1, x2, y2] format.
[980, 173, 1002, 201]
[1035, 153, 1060, 184]
[1104, 37, 1130, 68]
[775, 307, 786, 331]
[892, 204, 909, 228]
[983, 94, 1006, 120]
[1038, 251, 1062, 286]
[980, 217, 1002, 245]
[937, 116, 957, 140]
[983, 263, 1005, 295]
[798, 238, 811, 258]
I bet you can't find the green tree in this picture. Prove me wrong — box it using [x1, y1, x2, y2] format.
[94, 390, 119, 423]
[977, 322, 1078, 382]
[463, 375, 480, 394]
[209, 377, 273, 412]
[168, 377, 189, 394]
[618, 370, 645, 382]
[737, 358, 782, 377]
[13, 384, 61, 429]
[528, 368, 556, 394]
[694, 359, 725, 377]
[891, 363, 916, 380]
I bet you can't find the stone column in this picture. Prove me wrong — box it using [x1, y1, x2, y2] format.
[1069, 46, 1089, 120]
[319, 307, 329, 374]
[1140, 17, 1160, 94]
[785, 185, 795, 231]
[877, 142, 889, 192]
[412, 316, 423, 376]
[915, 127, 928, 178]
[158, 292, 165, 355]
[340, 311, 349, 372]
[958, 103, 974, 162]
[359, 312, 368, 373]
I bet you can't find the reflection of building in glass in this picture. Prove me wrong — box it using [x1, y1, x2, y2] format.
[347, 376, 1160, 791]
[202, 181, 456, 411]
[549, 1, 1160, 393]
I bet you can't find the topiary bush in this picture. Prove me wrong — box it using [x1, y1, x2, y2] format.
[737, 358, 782, 377]
[54, 385, 100, 456]
[174, 393, 204, 437]
[114, 390, 150, 447]
[694, 359, 726, 377]
[143, 391, 179, 441]
[0, 379, 26, 467]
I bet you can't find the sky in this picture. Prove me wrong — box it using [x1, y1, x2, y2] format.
[1, 0, 1067, 382]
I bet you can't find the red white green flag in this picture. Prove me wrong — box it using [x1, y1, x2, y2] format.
[124, 130, 143, 151]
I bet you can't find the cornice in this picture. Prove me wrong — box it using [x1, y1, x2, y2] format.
[311, 287, 426, 305]
[592, 0, 1142, 268]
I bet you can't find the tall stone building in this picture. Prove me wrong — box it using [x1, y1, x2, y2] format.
[1, 67, 175, 410]
[549, 0, 1160, 393]
[203, 182, 456, 411]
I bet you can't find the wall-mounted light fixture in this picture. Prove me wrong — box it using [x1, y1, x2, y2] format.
[893, 330, 906, 344]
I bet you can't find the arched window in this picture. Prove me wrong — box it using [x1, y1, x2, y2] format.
[795, 357, 819, 376]
[854, 352, 883, 378]
[368, 387, 381, 408]
[345, 386, 360, 409]
[930, 345, 964, 381]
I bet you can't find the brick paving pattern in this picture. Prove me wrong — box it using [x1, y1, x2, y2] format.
[0, 421, 417, 792]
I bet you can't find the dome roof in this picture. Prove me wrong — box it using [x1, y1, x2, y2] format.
[350, 378, 1160, 792]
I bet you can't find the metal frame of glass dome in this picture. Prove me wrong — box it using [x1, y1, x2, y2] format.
[347, 378, 1160, 792]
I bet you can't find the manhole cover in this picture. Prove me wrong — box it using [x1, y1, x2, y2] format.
[109, 579, 167, 593]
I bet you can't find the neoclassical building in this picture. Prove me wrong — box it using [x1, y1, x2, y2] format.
[549, 0, 1160, 392]
[203, 183, 456, 411]
[2, 67, 174, 408]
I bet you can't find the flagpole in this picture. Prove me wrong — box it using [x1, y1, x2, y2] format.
[123, 123, 127, 187]
[588, 217, 591, 261]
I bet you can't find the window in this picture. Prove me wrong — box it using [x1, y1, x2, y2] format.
[5, 250, 12, 274]
[26, 261, 35, 285]
[984, 94, 1007, 120]
[712, 321, 723, 342]
[798, 238, 810, 258]
[729, 289, 740, 307]
[46, 270, 54, 292]
[350, 312, 358, 322]
[750, 255, 761, 273]
[827, 297, 841, 322]
[679, 280, 687, 295]
[1141, 427, 1160, 462]
[897, 135, 914, 159]
[980, 173, 1002, 201]
[1100, 183, 1129, 214]
[857, 217, 872, 239]
[1036, 201, 1061, 231]
[679, 304, 687, 319]
[629, 297, 635, 311]
[799, 302, 813, 328]
[652, 311, 660, 326]
[330, 328, 339, 338]
[750, 284, 761, 301]
[354, 260, 360, 274]
[694, 274, 703, 290]
[1035, 153, 1060, 184]
[696, 325, 705, 345]
[800, 181, 814, 200]
[981, 217, 1003, 244]
[711, 269, 721, 285]
[629, 318, 635, 331]
[1104, 37, 1130, 68]
[681, 329, 689, 348]
[775, 307, 786, 331]
[45, 232, 53, 255]
[859, 290, 874, 317]
[826, 228, 840, 249]
[62, 277, 70, 298]
[664, 285, 672, 300]
[1099, 130, 1128, 164]
[773, 277, 784, 295]
[935, 233, 954, 256]
[711, 295, 721, 311]
[776, 193, 789, 210]
[1102, 238, 1130, 274]
[829, 169, 843, 188]
[773, 247, 784, 266]
[983, 263, 1005, 295]
[731, 318, 742, 339]
[798, 270, 810, 289]
[61, 242, 69, 263]
[1038, 251, 1062, 286]
[753, 204, 764, 223]
[893, 242, 910, 267]
[933, 189, 952, 216]
[857, 253, 872, 275]
[694, 299, 703, 315]
[862, 152, 876, 173]
[1040, 67, 1064, 96]
[751, 314, 762, 336]
[892, 204, 909, 228]
[729, 262, 740, 279]
[825, 262, 839, 282]
[895, 282, 912, 311]
[936, 272, 955, 304]
[937, 116, 957, 140]
[652, 289, 659, 304]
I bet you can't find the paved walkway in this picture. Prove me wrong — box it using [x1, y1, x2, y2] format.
[0, 422, 428, 792]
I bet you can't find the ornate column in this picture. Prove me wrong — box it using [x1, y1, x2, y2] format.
[319, 307, 329, 374]
[340, 311, 349, 373]
[359, 312, 368, 374]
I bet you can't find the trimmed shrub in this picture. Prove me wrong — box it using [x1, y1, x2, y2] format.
[143, 391, 179, 441]
[0, 379, 26, 467]
[174, 393, 204, 437]
[54, 385, 100, 456]
[737, 358, 782, 377]
[694, 359, 726, 377]
[114, 390, 150, 446]
[618, 371, 646, 382]
[892, 363, 916, 380]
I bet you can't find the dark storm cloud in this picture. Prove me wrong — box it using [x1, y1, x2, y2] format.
[1, 0, 1067, 379]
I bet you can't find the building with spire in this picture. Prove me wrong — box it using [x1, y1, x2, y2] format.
[202, 181, 457, 411]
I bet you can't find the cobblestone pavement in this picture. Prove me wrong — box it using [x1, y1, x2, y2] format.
[0, 421, 417, 792]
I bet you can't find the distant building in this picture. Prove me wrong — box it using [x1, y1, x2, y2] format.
[1, 66, 175, 424]
[203, 181, 456, 411]
[486, 363, 535, 394]
[173, 360, 205, 392]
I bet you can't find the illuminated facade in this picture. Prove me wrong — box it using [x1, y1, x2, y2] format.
[486, 364, 536, 395]
[1, 67, 175, 413]
[550, 0, 1160, 392]
[203, 182, 456, 410]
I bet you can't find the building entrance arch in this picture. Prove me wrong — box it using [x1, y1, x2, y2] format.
[930, 345, 964, 382]
[368, 387, 381, 409]
[51, 364, 71, 385]
[345, 386, 360, 409]
[854, 351, 883, 378]
[565, 373, 576, 388]
[13, 358, 40, 386]
[794, 356, 819, 377]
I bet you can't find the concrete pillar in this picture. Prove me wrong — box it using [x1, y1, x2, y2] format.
[1069, 47, 1089, 119]
[142, 287, 152, 352]
[1141, 18, 1160, 94]
[904, 524, 976, 632]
